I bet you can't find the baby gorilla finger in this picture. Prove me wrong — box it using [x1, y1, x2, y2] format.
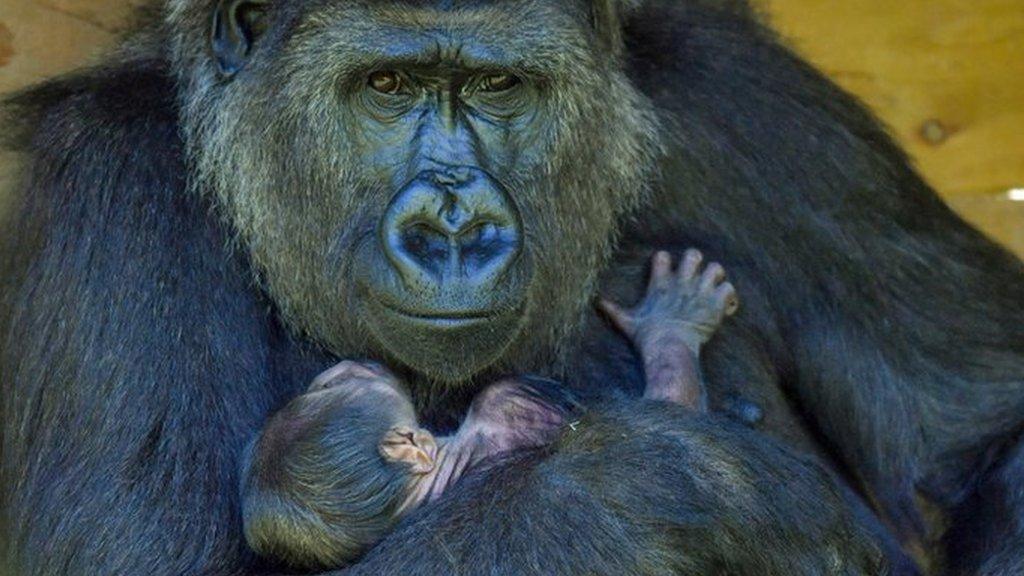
[716, 282, 740, 316]
[699, 262, 727, 292]
[679, 249, 703, 281]
[596, 297, 637, 338]
[648, 250, 674, 290]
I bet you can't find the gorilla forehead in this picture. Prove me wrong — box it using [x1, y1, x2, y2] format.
[286, 0, 597, 71]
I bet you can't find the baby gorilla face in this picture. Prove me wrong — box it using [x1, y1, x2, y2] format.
[306, 360, 438, 474]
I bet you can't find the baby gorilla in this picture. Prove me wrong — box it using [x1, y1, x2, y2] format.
[240, 361, 576, 570]
[240, 250, 737, 570]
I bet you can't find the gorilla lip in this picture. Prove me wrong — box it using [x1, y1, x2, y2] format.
[378, 303, 496, 329]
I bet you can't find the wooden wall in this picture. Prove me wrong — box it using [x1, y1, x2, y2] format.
[764, 0, 1024, 257]
[1, 0, 1022, 255]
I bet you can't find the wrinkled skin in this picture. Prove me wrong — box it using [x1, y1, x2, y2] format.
[2, 0, 1023, 574]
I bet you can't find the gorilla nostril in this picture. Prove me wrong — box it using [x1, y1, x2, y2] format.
[459, 222, 495, 250]
[459, 221, 519, 275]
[402, 222, 450, 266]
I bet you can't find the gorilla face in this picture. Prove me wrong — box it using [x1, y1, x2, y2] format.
[175, 0, 659, 382]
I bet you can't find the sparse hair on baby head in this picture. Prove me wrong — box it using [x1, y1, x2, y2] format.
[240, 384, 411, 570]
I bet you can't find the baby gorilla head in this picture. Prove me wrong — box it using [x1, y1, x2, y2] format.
[308, 361, 440, 475]
[240, 361, 435, 570]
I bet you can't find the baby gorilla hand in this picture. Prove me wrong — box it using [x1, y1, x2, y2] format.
[599, 250, 738, 354]
[380, 426, 438, 474]
[598, 250, 738, 409]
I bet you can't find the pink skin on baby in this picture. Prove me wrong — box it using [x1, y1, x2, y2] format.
[401, 378, 569, 509]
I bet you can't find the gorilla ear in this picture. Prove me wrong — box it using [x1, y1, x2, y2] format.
[210, 0, 269, 77]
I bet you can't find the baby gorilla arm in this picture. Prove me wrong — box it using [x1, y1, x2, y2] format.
[460, 376, 580, 455]
[599, 250, 738, 410]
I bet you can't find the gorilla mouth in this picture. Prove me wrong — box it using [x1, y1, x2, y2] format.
[363, 294, 526, 381]
[379, 303, 497, 329]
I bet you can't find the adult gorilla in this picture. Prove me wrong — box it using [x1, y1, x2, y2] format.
[1, 0, 1022, 574]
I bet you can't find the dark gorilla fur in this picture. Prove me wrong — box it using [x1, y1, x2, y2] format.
[0, 0, 1022, 574]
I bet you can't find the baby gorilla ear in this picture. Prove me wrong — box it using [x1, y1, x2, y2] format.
[379, 426, 438, 474]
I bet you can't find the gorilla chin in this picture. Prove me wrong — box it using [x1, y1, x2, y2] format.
[363, 296, 527, 382]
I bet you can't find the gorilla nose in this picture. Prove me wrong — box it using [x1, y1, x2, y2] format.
[382, 168, 521, 287]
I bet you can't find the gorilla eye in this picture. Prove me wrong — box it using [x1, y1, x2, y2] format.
[478, 74, 520, 93]
[368, 71, 404, 95]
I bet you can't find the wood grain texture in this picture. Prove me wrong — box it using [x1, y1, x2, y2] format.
[0, 0, 1021, 255]
[767, 0, 1024, 197]
[0, 0, 132, 94]
[763, 0, 1024, 256]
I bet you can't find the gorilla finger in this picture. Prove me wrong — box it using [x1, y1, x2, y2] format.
[716, 282, 740, 315]
[597, 297, 637, 336]
[700, 263, 727, 291]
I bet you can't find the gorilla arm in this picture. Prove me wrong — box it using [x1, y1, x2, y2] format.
[0, 66, 313, 575]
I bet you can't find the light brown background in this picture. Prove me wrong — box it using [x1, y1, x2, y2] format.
[1, 0, 1022, 256]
